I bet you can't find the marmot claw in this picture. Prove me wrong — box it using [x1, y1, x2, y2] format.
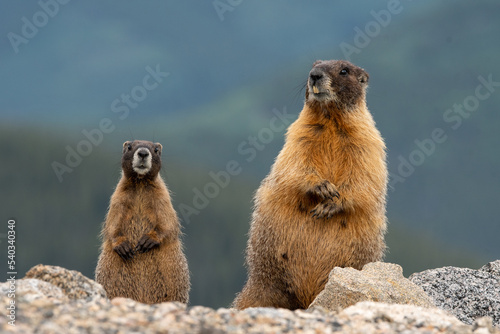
[135, 235, 160, 253]
[113, 240, 135, 261]
[308, 180, 339, 201]
[310, 200, 342, 220]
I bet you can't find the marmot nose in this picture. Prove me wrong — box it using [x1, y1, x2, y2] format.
[309, 69, 324, 85]
[138, 150, 149, 159]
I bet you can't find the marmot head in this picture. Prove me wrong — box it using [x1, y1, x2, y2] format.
[305, 60, 369, 110]
[121, 140, 162, 180]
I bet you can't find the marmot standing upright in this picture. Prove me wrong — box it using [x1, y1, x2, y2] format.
[233, 60, 388, 310]
[95, 140, 190, 304]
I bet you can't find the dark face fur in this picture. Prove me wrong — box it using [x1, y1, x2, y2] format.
[305, 60, 369, 110]
[121, 140, 162, 180]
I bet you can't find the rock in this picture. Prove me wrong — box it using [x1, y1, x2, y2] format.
[481, 261, 500, 277]
[0, 263, 499, 333]
[1, 293, 498, 333]
[309, 262, 435, 311]
[410, 260, 500, 327]
[0, 278, 67, 303]
[338, 301, 473, 333]
[24, 264, 106, 302]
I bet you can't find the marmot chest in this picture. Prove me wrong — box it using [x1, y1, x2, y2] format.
[121, 187, 159, 242]
[295, 125, 357, 180]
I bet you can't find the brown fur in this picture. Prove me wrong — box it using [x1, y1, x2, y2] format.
[233, 60, 388, 310]
[95, 140, 190, 304]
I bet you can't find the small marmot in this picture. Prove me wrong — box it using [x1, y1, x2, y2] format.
[233, 60, 388, 310]
[95, 140, 190, 304]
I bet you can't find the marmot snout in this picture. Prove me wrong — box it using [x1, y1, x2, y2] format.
[306, 60, 369, 109]
[121, 141, 162, 179]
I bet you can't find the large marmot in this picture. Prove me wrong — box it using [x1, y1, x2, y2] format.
[95, 140, 190, 304]
[233, 60, 388, 309]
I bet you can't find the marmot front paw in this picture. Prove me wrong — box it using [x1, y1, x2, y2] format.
[307, 180, 339, 201]
[310, 199, 343, 219]
[113, 240, 135, 260]
[135, 235, 160, 253]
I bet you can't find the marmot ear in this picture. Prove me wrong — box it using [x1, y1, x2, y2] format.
[358, 71, 369, 86]
[312, 60, 323, 67]
[123, 141, 131, 153]
[155, 143, 162, 155]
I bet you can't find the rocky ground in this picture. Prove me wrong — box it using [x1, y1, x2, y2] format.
[410, 261, 500, 326]
[0, 261, 498, 333]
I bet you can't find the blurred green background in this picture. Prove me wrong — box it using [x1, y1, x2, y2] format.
[1, 1, 499, 308]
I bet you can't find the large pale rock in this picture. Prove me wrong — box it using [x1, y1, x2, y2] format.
[309, 262, 435, 311]
[338, 301, 477, 334]
[410, 260, 500, 326]
[0, 263, 498, 333]
[24, 264, 106, 301]
[0, 278, 67, 303]
[1, 294, 498, 333]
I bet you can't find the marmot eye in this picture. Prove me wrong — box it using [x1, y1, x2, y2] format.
[340, 68, 349, 76]
[127, 144, 132, 151]
[154, 147, 160, 154]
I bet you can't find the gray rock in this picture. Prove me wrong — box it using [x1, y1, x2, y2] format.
[410, 260, 500, 327]
[481, 261, 500, 277]
[0, 263, 499, 333]
[338, 301, 474, 334]
[309, 262, 435, 311]
[1, 294, 498, 333]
